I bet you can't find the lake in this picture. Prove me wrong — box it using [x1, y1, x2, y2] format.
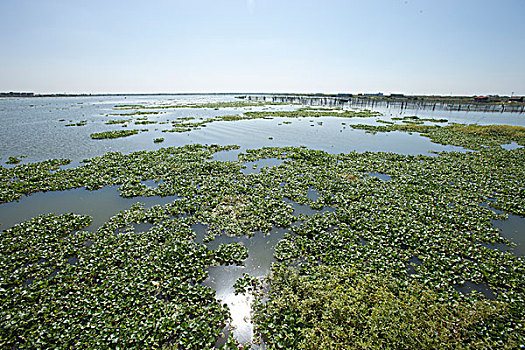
[1, 94, 523, 347]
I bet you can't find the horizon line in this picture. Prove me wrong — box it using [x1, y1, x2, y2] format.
[1, 92, 522, 98]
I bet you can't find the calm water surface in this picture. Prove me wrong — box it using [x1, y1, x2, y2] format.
[1, 94, 474, 164]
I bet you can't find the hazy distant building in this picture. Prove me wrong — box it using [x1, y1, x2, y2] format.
[473, 96, 489, 102]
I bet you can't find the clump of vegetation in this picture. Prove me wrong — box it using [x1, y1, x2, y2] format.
[5, 156, 22, 164]
[111, 104, 144, 109]
[105, 119, 131, 125]
[0, 144, 239, 203]
[243, 109, 380, 119]
[162, 126, 193, 133]
[350, 123, 525, 150]
[106, 103, 381, 136]
[0, 131, 523, 348]
[392, 115, 448, 123]
[218, 114, 247, 121]
[233, 273, 260, 295]
[65, 120, 87, 127]
[157, 109, 381, 134]
[134, 120, 158, 125]
[90, 129, 140, 139]
[212, 243, 248, 265]
[153, 138, 164, 143]
[109, 111, 162, 116]
[0, 212, 233, 349]
[450, 123, 525, 139]
[177, 116, 195, 121]
[254, 264, 511, 349]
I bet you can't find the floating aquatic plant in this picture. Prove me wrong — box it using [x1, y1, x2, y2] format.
[90, 129, 140, 139]
[5, 156, 21, 165]
[105, 119, 131, 125]
[0, 212, 235, 348]
[233, 273, 260, 295]
[134, 120, 158, 125]
[350, 123, 525, 150]
[212, 243, 248, 266]
[102, 105, 384, 136]
[0, 131, 523, 347]
[109, 111, 162, 116]
[65, 120, 87, 127]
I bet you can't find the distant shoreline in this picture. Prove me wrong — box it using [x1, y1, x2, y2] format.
[1, 92, 523, 98]
[1, 92, 523, 110]
[0, 92, 257, 98]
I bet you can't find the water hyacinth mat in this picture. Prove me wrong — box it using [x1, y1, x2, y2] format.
[0, 142, 524, 349]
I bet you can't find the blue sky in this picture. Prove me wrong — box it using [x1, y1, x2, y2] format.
[1, 0, 524, 95]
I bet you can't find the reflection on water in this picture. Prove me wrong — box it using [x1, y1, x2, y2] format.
[368, 172, 393, 182]
[202, 228, 287, 347]
[283, 197, 335, 217]
[493, 214, 525, 257]
[306, 187, 320, 201]
[198, 194, 336, 346]
[211, 149, 243, 162]
[407, 256, 422, 275]
[501, 142, 522, 151]
[455, 280, 496, 300]
[0, 186, 179, 231]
